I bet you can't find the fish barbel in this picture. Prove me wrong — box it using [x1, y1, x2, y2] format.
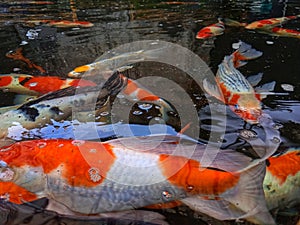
[0, 135, 274, 224]
[203, 41, 275, 124]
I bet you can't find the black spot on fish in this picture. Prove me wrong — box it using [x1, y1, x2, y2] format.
[19, 77, 32, 86]
[266, 159, 270, 167]
[296, 152, 300, 156]
[50, 106, 62, 115]
[19, 107, 39, 121]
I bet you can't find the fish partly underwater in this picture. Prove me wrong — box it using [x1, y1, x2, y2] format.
[195, 19, 225, 39]
[0, 135, 276, 225]
[203, 41, 275, 124]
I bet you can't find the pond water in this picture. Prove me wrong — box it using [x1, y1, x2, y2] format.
[0, 0, 300, 225]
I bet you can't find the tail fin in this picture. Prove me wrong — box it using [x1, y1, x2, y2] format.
[181, 163, 275, 225]
[232, 41, 263, 68]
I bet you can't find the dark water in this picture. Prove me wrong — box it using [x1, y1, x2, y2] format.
[0, 0, 300, 225]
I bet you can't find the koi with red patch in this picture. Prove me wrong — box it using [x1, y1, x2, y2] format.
[245, 15, 300, 30]
[264, 27, 300, 39]
[0, 136, 274, 224]
[0, 74, 96, 95]
[196, 19, 225, 39]
[6, 48, 45, 73]
[26, 19, 94, 28]
[203, 41, 275, 124]
[264, 148, 300, 212]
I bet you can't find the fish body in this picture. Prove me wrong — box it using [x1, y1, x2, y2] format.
[0, 136, 274, 224]
[196, 19, 225, 39]
[265, 27, 300, 39]
[0, 72, 126, 140]
[203, 42, 273, 124]
[26, 20, 94, 28]
[245, 15, 300, 30]
[0, 74, 96, 95]
[264, 148, 300, 211]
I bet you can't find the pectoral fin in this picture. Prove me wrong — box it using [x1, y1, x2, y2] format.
[247, 73, 263, 86]
[203, 78, 224, 102]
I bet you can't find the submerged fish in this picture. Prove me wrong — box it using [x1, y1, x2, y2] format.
[262, 27, 300, 39]
[264, 148, 300, 212]
[0, 74, 96, 95]
[196, 19, 225, 39]
[0, 135, 275, 224]
[6, 48, 45, 73]
[203, 41, 275, 124]
[245, 15, 300, 30]
[26, 20, 94, 28]
[0, 72, 126, 140]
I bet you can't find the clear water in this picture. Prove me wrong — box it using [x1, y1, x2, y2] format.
[0, 0, 300, 225]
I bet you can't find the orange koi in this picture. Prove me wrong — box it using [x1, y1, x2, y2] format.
[6, 48, 45, 73]
[265, 27, 300, 39]
[27, 20, 94, 28]
[196, 19, 225, 39]
[0, 136, 274, 224]
[0, 74, 96, 95]
[264, 148, 300, 212]
[245, 15, 300, 30]
[203, 41, 275, 124]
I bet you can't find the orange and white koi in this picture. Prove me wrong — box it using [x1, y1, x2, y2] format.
[245, 15, 300, 30]
[262, 27, 300, 39]
[0, 74, 96, 95]
[68, 50, 175, 121]
[0, 136, 274, 224]
[196, 19, 225, 39]
[264, 148, 300, 212]
[203, 41, 275, 124]
[0, 72, 126, 140]
[26, 20, 94, 28]
[6, 47, 45, 73]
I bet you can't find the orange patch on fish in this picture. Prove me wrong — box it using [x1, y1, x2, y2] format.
[267, 150, 300, 185]
[1, 140, 116, 187]
[146, 200, 182, 209]
[74, 65, 90, 73]
[159, 154, 239, 195]
[0, 182, 37, 204]
[0, 76, 13, 87]
[123, 79, 159, 101]
[6, 48, 46, 73]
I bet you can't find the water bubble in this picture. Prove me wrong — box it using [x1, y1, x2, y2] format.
[239, 129, 257, 139]
[271, 137, 281, 144]
[29, 82, 38, 87]
[88, 168, 101, 182]
[186, 185, 194, 191]
[37, 142, 47, 148]
[58, 144, 64, 148]
[272, 123, 283, 130]
[89, 149, 97, 153]
[72, 140, 85, 146]
[138, 103, 153, 111]
[100, 111, 109, 116]
[132, 110, 143, 115]
[281, 83, 294, 92]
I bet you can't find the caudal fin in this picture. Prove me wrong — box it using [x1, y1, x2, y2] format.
[232, 41, 263, 68]
[181, 163, 275, 225]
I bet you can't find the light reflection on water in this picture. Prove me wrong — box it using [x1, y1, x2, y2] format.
[0, 0, 300, 225]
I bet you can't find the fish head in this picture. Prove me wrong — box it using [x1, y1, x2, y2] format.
[229, 94, 262, 124]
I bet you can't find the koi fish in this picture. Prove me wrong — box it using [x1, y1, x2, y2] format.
[261, 27, 300, 39]
[264, 148, 300, 212]
[245, 15, 300, 30]
[0, 72, 127, 140]
[196, 19, 225, 39]
[203, 41, 275, 124]
[68, 50, 176, 122]
[0, 135, 275, 224]
[0, 74, 96, 95]
[6, 48, 45, 73]
[26, 20, 94, 28]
